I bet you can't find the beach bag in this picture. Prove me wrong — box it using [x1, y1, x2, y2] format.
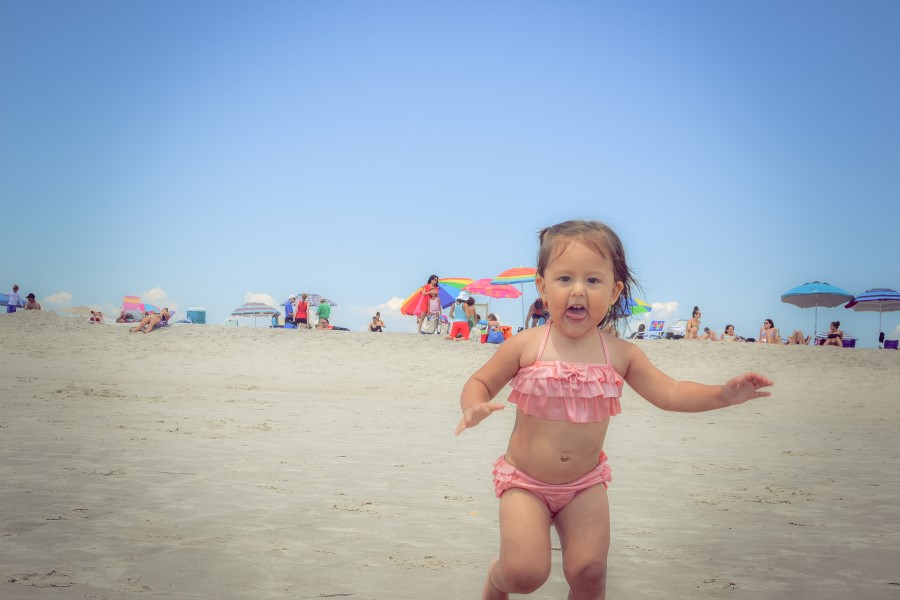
[420, 314, 439, 334]
[486, 329, 505, 344]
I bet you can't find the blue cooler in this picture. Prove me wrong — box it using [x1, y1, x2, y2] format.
[186, 307, 207, 324]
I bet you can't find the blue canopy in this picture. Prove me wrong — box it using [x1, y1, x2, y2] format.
[781, 281, 853, 336]
[0, 292, 26, 308]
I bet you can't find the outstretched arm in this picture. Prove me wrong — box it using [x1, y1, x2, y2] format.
[621, 342, 772, 412]
[455, 333, 528, 435]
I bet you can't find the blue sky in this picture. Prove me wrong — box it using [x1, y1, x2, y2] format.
[2, 1, 898, 345]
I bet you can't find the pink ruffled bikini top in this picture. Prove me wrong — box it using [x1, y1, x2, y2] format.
[508, 323, 623, 423]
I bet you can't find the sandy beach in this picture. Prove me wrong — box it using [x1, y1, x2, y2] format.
[1, 310, 898, 599]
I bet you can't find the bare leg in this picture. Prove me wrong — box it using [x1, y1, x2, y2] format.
[483, 488, 553, 599]
[556, 484, 611, 600]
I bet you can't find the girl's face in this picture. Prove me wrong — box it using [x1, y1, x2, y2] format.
[536, 241, 623, 338]
[726, 325, 734, 334]
[763, 321, 771, 329]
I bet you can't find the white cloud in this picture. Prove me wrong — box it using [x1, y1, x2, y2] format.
[384, 297, 405, 312]
[244, 291, 277, 308]
[647, 301, 679, 321]
[142, 287, 178, 313]
[43, 291, 73, 306]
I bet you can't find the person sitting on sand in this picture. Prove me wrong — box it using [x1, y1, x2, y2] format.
[821, 321, 844, 347]
[369, 313, 385, 332]
[130, 308, 170, 334]
[757, 318, 781, 344]
[697, 326, 718, 341]
[24, 293, 41, 310]
[90, 310, 103, 324]
[116, 310, 134, 323]
[721, 324, 739, 342]
[786, 329, 810, 345]
[685, 306, 701, 339]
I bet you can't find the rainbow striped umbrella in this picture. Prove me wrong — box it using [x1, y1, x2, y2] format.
[490, 267, 537, 327]
[400, 277, 473, 316]
[490, 267, 536, 285]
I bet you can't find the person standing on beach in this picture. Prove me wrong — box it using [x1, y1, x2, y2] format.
[24, 293, 41, 310]
[6, 284, 21, 313]
[455, 219, 772, 600]
[417, 275, 439, 334]
[283, 295, 296, 325]
[316, 299, 331, 327]
[295, 293, 310, 329]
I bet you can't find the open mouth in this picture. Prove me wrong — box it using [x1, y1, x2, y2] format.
[565, 305, 588, 321]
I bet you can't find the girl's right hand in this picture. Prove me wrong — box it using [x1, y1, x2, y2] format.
[455, 403, 505, 436]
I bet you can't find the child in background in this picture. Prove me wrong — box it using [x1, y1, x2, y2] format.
[455, 219, 772, 599]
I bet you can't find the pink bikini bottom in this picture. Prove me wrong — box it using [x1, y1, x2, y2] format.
[492, 453, 611, 517]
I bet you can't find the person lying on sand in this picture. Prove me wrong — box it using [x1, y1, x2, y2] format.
[129, 308, 170, 334]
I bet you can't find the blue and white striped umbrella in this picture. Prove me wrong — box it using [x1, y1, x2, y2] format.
[845, 288, 900, 340]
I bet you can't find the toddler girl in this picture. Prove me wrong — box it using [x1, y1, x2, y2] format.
[455, 220, 772, 600]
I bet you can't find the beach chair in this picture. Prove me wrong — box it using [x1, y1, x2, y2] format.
[634, 320, 665, 339]
[665, 319, 686, 340]
[155, 311, 175, 330]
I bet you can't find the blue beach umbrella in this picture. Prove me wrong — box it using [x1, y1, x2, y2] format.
[0, 293, 26, 308]
[844, 288, 900, 344]
[780, 281, 853, 337]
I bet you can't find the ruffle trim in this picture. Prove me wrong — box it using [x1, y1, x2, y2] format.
[508, 361, 623, 422]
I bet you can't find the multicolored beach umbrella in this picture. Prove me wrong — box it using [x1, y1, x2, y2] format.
[617, 296, 652, 317]
[781, 281, 853, 336]
[490, 267, 537, 327]
[400, 278, 473, 316]
[844, 288, 900, 343]
[490, 267, 537, 285]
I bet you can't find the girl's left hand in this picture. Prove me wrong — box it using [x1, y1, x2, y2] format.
[722, 372, 773, 406]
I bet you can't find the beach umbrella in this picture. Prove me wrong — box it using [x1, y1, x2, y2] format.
[844, 288, 900, 344]
[300, 294, 338, 307]
[399, 278, 473, 316]
[230, 302, 280, 326]
[491, 267, 537, 327]
[615, 297, 652, 337]
[400, 277, 472, 316]
[464, 278, 522, 299]
[780, 281, 853, 337]
[0, 292, 26, 308]
[619, 297, 652, 317]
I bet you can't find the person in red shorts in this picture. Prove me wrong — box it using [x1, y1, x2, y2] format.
[446, 291, 476, 341]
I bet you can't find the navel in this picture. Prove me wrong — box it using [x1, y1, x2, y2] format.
[559, 455, 570, 462]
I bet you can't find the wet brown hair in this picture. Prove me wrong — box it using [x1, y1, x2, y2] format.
[536, 219, 638, 329]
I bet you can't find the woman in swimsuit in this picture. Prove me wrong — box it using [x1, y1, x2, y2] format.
[685, 306, 701, 339]
[821, 321, 844, 347]
[721, 324, 738, 342]
[757, 318, 780, 344]
[130, 308, 169, 334]
[456, 220, 772, 600]
[786, 329, 810, 345]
